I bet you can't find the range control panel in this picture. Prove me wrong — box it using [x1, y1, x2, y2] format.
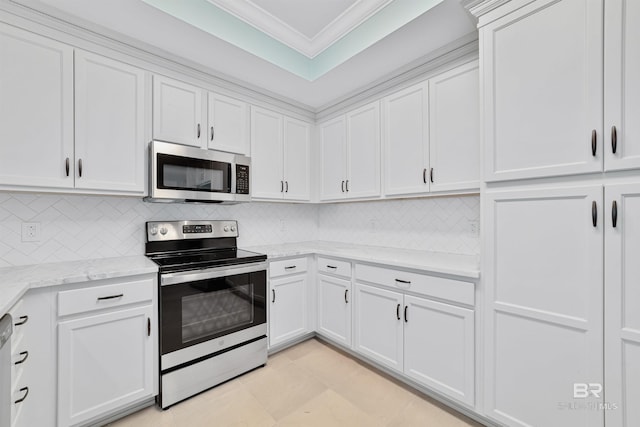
[146, 220, 238, 242]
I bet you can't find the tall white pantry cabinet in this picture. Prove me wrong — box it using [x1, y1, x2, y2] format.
[472, 0, 640, 426]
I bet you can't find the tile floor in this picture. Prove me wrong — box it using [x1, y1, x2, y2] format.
[109, 338, 485, 427]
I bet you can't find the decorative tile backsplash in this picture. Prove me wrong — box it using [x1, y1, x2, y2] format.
[318, 196, 480, 255]
[0, 192, 479, 267]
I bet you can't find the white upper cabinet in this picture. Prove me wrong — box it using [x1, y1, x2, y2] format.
[251, 106, 310, 201]
[283, 117, 311, 201]
[153, 75, 204, 148]
[605, 183, 640, 427]
[207, 92, 249, 155]
[0, 23, 74, 189]
[319, 116, 347, 201]
[251, 107, 283, 199]
[346, 102, 381, 199]
[382, 82, 430, 196]
[481, 0, 604, 181]
[75, 51, 147, 194]
[429, 61, 480, 192]
[319, 101, 380, 201]
[604, 0, 640, 171]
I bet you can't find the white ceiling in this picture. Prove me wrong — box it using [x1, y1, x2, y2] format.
[13, 0, 477, 110]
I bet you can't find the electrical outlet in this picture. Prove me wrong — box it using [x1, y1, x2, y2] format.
[22, 222, 41, 242]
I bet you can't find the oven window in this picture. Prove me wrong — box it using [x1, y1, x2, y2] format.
[157, 153, 230, 193]
[160, 270, 266, 355]
[181, 284, 253, 343]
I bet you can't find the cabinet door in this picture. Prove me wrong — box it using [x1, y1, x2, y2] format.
[58, 306, 154, 427]
[429, 61, 480, 192]
[75, 51, 146, 193]
[269, 275, 308, 347]
[346, 101, 380, 199]
[483, 185, 604, 427]
[0, 23, 73, 189]
[207, 92, 249, 155]
[283, 117, 311, 201]
[404, 295, 474, 407]
[251, 107, 284, 199]
[604, 0, 640, 171]
[605, 183, 640, 427]
[319, 116, 347, 201]
[382, 82, 429, 196]
[482, 0, 603, 181]
[353, 283, 403, 372]
[317, 274, 351, 347]
[152, 75, 204, 147]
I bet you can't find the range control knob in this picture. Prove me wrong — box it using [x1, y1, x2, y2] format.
[230, 226, 236, 232]
[159, 227, 168, 236]
[149, 226, 158, 236]
[223, 226, 230, 232]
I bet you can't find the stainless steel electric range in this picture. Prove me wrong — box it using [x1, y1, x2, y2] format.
[145, 220, 267, 409]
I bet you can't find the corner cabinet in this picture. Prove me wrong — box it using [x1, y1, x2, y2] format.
[251, 107, 311, 201]
[153, 75, 249, 154]
[268, 257, 310, 348]
[319, 102, 381, 201]
[57, 276, 157, 427]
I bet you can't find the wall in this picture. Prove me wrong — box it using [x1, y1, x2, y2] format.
[317, 195, 480, 255]
[0, 192, 479, 267]
[0, 192, 317, 268]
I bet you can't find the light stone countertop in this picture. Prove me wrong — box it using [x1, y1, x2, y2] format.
[0, 256, 158, 318]
[244, 241, 480, 279]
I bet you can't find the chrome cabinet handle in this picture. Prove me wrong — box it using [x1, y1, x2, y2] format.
[591, 130, 597, 157]
[345, 180, 349, 192]
[65, 158, 70, 177]
[78, 158, 83, 177]
[612, 200, 618, 228]
[396, 303, 400, 320]
[395, 278, 411, 284]
[14, 316, 28, 326]
[197, 123, 201, 139]
[430, 168, 434, 183]
[97, 294, 123, 301]
[15, 351, 28, 365]
[211, 126, 214, 141]
[15, 387, 29, 404]
[611, 126, 617, 154]
[272, 289, 275, 303]
[344, 289, 349, 303]
[592, 201, 597, 227]
[404, 306, 408, 323]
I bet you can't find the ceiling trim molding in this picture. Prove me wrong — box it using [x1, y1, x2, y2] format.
[208, 0, 395, 59]
[2, 0, 315, 119]
[315, 32, 479, 120]
[463, 0, 511, 18]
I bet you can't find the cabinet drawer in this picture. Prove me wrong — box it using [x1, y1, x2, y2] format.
[317, 257, 351, 279]
[57, 278, 154, 317]
[269, 257, 308, 278]
[355, 264, 474, 306]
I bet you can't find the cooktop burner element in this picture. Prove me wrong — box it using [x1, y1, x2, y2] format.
[144, 220, 266, 273]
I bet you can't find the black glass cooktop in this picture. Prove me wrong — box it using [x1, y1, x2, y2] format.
[148, 248, 266, 273]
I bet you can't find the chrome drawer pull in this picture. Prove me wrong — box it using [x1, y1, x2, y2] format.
[284, 266, 297, 270]
[15, 387, 29, 404]
[395, 279, 411, 284]
[14, 316, 28, 326]
[15, 351, 29, 365]
[326, 265, 337, 269]
[97, 294, 124, 301]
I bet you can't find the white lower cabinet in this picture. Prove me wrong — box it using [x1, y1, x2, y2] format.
[353, 269, 475, 407]
[58, 306, 154, 426]
[268, 258, 309, 348]
[317, 274, 352, 347]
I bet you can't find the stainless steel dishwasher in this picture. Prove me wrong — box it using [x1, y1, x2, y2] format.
[0, 314, 12, 427]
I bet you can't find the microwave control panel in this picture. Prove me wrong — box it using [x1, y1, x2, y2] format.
[236, 165, 250, 194]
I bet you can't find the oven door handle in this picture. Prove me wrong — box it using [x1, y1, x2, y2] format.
[160, 262, 267, 286]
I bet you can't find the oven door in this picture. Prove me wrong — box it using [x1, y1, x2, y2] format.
[159, 262, 267, 370]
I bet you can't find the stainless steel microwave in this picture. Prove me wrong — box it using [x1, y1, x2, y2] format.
[145, 140, 251, 204]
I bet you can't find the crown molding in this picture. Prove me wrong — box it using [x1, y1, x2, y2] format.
[462, 0, 511, 18]
[208, 0, 394, 59]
